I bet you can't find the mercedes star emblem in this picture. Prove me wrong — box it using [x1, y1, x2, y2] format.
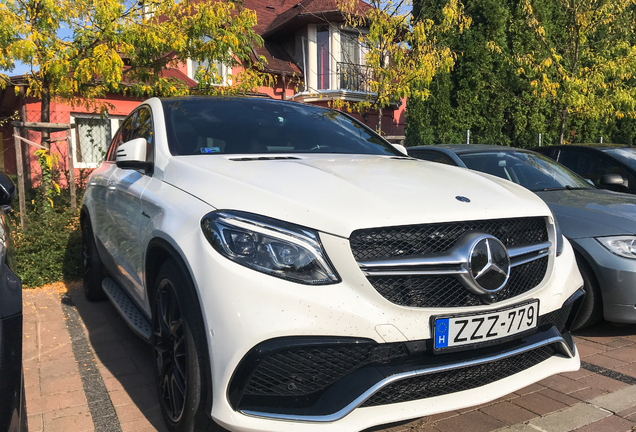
[468, 236, 511, 293]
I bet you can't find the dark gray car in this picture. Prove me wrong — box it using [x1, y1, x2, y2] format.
[0, 171, 26, 432]
[408, 144, 636, 330]
[533, 145, 636, 195]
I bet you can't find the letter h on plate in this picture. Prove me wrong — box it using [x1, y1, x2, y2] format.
[436, 319, 449, 348]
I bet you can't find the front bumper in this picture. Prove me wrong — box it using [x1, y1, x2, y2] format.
[572, 237, 636, 323]
[230, 292, 582, 422]
[183, 228, 584, 432]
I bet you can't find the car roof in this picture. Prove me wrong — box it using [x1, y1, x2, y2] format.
[408, 144, 533, 155]
[534, 144, 632, 152]
[157, 95, 303, 107]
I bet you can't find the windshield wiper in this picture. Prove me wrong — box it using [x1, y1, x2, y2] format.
[533, 186, 587, 192]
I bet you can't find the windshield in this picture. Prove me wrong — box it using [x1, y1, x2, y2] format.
[458, 151, 592, 192]
[162, 97, 401, 156]
[603, 148, 636, 169]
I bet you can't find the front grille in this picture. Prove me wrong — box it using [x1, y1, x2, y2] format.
[539, 301, 574, 332]
[350, 217, 548, 261]
[361, 344, 559, 407]
[243, 343, 409, 397]
[369, 256, 548, 308]
[370, 276, 478, 308]
[352, 217, 550, 308]
[499, 257, 549, 298]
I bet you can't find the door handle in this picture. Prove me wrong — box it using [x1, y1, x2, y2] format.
[107, 181, 116, 192]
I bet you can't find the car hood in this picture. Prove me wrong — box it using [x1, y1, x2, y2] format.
[163, 155, 550, 237]
[535, 189, 636, 239]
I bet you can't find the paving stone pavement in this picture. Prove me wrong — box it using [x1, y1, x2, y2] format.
[22, 284, 636, 432]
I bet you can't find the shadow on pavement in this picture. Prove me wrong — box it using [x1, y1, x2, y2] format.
[574, 320, 636, 338]
[68, 282, 168, 432]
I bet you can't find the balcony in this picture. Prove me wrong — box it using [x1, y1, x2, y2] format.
[337, 62, 373, 92]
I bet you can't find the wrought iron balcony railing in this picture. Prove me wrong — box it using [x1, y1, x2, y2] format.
[337, 62, 373, 92]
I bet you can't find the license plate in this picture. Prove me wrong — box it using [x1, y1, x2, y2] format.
[433, 300, 539, 351]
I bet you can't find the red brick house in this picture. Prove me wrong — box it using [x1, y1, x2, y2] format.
[0, 0, 405, 179]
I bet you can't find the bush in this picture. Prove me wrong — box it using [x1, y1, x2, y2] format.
[9, 183, 84, 288]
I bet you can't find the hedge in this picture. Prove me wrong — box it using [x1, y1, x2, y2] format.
[9, 207, 83, 288]
[8, 178, 84, 288]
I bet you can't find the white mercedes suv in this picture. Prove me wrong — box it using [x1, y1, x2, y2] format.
[81, 96, 585, 432]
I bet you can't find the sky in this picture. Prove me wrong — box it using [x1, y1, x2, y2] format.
[1, 27, 74, 77]
[2, 62, 32, 77]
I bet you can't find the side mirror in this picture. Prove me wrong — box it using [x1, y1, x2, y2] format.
[0, 172, 16, 206]
[116, 138, 153, 173]
[391, 143, 408, 156]
[599, 173, 625, 187]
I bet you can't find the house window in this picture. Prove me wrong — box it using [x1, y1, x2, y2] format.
[71, 115, 123, 168]
[303, 24, 371, 94]
[188, 58, 230, 85]
[339, 31, 370, 92]
[316, 25, 331, 90]
[341, 31, 361, 64]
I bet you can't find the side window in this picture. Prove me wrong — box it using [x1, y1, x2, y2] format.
[105, 126, 122, 162]
[556, 149, 583, 173]
[107, 113, 136, 162]
[624, 171, 636, 193]
[559, 149, 627, 186]
[536, 147, 556, 160]
[130, 107, 154, 164]
[410, 151, 457, 166]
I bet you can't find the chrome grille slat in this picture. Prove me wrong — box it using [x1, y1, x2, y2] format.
[367, 256, 548, 308]
[359, 241, 552, 276]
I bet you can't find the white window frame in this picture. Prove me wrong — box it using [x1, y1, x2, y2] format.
[70, 114, 125, 169]
[339, 29, 367, 66]
[306, 24, 368, 92]
[187, 58, 232, 86]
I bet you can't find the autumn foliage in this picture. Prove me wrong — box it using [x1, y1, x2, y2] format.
[0, 0, 272, 109]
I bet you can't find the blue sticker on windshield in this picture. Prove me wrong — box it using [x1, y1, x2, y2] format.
[201, 147, 220, 154]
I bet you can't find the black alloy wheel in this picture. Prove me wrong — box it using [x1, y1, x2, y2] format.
[154, 280, 188, 423]
[152, 260, 224, 432]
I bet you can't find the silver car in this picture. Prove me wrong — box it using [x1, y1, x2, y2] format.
[409, 144, 636, 329]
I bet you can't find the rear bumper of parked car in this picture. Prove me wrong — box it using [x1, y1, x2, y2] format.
[573, 238, 636, 324]
[180, 229, 585, 432]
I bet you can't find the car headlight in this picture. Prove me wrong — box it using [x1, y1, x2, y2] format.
[201, 211, 340, 285]
[596, 236, 636, 259]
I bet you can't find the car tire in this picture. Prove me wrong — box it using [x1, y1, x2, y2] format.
[152, 260, 225, 432]
[571, 257, 602, 331]
[82, 216, 107, 301]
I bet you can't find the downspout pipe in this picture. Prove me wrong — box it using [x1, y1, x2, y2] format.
[281, 73, 287, 100]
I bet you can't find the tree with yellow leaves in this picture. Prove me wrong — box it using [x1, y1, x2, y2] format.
[334, 0, 470, 134]
[0, 0, 270, 145]
[489, 0, 636, 144]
